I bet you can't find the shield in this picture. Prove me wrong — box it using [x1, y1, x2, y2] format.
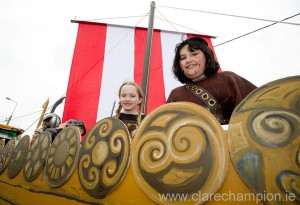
[23, 131, 51, 182]
[0, 138, 16, 175]
[131, 102, 228, 205]
[0, 139, 5, 156]
[78, 117, 131, 198]
[44, 126, 81, 187]
[228, 75, 300, 203]
[7, 135, 30, 178]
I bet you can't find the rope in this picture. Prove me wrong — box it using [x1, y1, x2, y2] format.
[215, 13, 300, 47]
[154, 14, 213, 37]
[77, 15, 147, 22]
[11, 6, 300, 131]
[157, 5, 300, 26]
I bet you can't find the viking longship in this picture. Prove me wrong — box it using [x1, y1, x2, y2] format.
[0, 2, 299, 205]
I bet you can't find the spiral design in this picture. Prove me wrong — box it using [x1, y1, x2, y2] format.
[102, 160, 118, 186]
[78, 117, 131, 198]
[110, 129, 126, 154]
[132, 102, 227, 205]
[228, 75, 300, 204]
[98, 119, 113, 138]
[85, 134, 95, 150]
[78, 154, 99, 189]
[170, 121, 207, 163]
[250, 110, 299, 147]
[276, 170, 300, 202]
[139, 135, 168, 172]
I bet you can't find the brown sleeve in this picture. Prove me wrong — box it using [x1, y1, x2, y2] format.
[227, 72, 257, 107]
[166, 89, 176, 103]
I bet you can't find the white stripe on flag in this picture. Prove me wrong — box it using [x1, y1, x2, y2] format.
[97, 25, 135, 121]
[161, 32, 185, 99]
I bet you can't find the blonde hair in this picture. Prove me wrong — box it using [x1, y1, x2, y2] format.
[115, 81, 144, 125]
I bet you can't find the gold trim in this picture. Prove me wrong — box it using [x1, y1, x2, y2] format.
[196, 89, 202, 94]
[209, 99, 216, 106]
[202, 93, 209, 100]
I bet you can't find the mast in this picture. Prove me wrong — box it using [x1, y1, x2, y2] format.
[141, 1, 155, 114]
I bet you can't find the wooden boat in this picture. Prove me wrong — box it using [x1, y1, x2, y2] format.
[0, 75, 299, 205]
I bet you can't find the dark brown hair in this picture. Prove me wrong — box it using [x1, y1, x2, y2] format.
[172, 37, 220, 83]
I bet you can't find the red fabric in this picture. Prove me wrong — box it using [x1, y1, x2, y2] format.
[134, 28, 146, 86]
[134, 28, 166, 113]
[134, 28, 166, 114]
[63, 23, 107, 139]
[147, 29, 165, 113]
[63, 23, 216, 141]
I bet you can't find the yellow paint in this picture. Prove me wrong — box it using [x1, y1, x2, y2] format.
[0, 131, 263, 205]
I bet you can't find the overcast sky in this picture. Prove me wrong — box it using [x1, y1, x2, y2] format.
[1, 0, 299, 136]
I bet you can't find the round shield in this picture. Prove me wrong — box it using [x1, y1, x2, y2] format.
[7, 135, 30, 178]
[23, 131, 51, 182]
[0, 138, 16, 175]
[78, 117, 131, 198]
[0, 139, 5, 156]
[44, 126, 80, 187]
[228, 75, 300, 202]
[131, 102, 228, 205]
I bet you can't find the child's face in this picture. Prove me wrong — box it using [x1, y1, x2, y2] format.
[120, 85, 142, 114]
[179, 45, 206, 80]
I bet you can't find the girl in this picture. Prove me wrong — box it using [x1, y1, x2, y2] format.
[114, 81, 145, 136]
[167, 37, 257, 124]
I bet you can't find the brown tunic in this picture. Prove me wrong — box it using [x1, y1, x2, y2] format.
[166, 71, 257, 124]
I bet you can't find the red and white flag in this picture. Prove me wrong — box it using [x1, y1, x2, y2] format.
[62, 22, 217, 140]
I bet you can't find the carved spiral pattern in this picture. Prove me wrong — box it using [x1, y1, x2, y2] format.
[132, 102, 227, 205]
[45, 126, 80, 187]
[276, 170, 300, 202]
[249, 110, 299, 147]
[23, 131, 51, 182]
[228, 75, 300, 203]
[139, 122, 207, 174]
[78, 117, 131, 198]
[7, 135, 30, 178]
[85, 118, 112, 150]
[0, 138, 16, 175]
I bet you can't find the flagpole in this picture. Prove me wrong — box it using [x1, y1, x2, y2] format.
[141, 1, 155, 114]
